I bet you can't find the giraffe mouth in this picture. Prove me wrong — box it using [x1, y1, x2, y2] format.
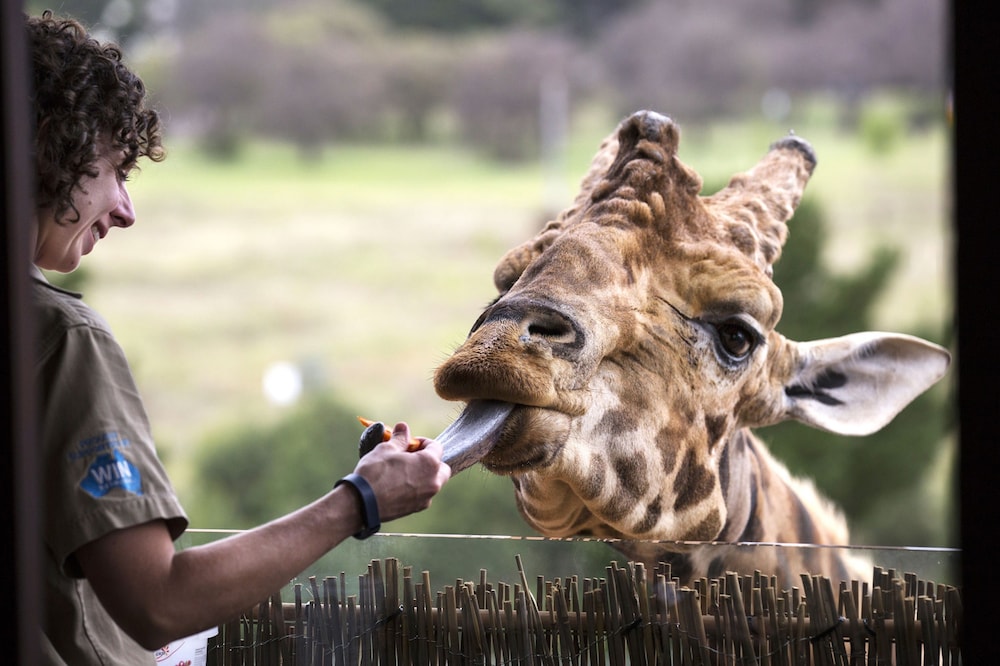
[435, 400, 516, 474]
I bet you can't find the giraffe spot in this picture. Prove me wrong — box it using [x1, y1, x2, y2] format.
[635, 495, 663, 534]
[686, 507, 722, 541]
[672, 449, 716, 512]
[598, 407, 634, 439]
[738, 473, 764, 542]
[704, 414, 728, 451]
[659, 443, 678, 479]
[614, 454, 649, 498]
[656, 423, 683, 474]
[579, 454, 606, 501]
[718, 438, 731, 499]
[606, 484, 635, 520]
[604, 448, 650, 519]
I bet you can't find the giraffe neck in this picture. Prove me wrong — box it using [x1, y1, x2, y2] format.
[611, 428, 866, 587]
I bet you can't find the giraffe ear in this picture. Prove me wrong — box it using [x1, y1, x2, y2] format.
[782, 332, 951, 436]
[704, 135, 816, 272]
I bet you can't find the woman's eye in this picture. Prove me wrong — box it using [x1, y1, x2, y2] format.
[716, 322, 755, 359]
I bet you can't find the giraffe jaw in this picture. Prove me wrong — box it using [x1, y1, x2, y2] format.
[475, 405, 573, 475]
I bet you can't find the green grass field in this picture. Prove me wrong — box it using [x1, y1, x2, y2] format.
[76, 108, 952, 504]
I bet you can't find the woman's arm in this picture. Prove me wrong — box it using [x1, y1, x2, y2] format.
[75, 423, 449, 650]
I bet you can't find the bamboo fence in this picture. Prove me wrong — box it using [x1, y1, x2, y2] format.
[205, 557, 961, 665]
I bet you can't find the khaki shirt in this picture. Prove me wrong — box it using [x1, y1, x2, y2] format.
[33, 270, 188, 665]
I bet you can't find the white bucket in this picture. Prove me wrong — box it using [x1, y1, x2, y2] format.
[152, 626, 218, 666]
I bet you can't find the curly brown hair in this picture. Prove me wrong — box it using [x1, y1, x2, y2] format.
[26, 10, 165, 223]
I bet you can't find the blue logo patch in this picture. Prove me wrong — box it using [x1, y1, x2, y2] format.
[81, 448, 143, 498]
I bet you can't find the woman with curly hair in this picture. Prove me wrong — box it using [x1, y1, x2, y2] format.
[27, 12, 450, 664]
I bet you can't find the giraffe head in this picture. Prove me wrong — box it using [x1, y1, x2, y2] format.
[434, 111, 949, 554]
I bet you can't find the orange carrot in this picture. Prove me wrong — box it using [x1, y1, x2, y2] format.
[358, 416, 422, 450]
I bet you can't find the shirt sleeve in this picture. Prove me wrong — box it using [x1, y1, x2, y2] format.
[38, 321, 188, 578]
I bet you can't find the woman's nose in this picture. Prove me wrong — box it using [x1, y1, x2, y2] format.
[112, 182, 136, 228]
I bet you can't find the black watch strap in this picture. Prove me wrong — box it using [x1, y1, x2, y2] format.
[335, 472, 381, 539]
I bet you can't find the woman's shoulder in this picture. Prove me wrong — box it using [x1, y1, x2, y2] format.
[31, 275, 117, 361]
[32, 277, 108, 328]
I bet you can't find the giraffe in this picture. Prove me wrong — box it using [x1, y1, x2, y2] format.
[433, 110, 950, 588]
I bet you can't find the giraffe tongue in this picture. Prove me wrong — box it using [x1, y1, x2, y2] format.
[435, 400, 515, 474]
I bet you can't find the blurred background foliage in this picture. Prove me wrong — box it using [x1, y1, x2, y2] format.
[30, 0, 953, 553]
[29, 0, 945, 161]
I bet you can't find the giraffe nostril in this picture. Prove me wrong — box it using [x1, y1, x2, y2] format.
[480, 297, 582, 352]
[521, 308, 577, 347]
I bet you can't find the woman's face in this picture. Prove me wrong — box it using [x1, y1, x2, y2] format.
[34, 144, 135, 273]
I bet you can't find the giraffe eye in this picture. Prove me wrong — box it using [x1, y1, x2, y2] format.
[715, 321, 757, 360]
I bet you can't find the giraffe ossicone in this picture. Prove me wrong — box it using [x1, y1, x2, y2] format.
[434, 110, 950, 587]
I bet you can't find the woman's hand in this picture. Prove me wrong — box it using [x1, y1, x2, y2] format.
[352, 422, 451, 522]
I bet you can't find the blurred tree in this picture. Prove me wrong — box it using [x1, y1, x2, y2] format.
[363, 0, 646, 37]
[151, 0, 453, 156]
[25, 0, 153, 47]
[364, 0, 551, 32]
[252, 36, 388, 156]
[546, 0, 651, 38]
[597, 3, 763, 122]
[596, 0, 945, 125]
[188, 394, 362, 528]
[752, 193, 955, 547]
[381, 37, 456, 143]
[152, 11, 271, 158]
[453, 30, 578, 161]
[857, 94, 907, 155]
[132, 0, 946, 155]
[766, 0, 945, 126]
[34, 0, 947, 144]
[167, 0, 277, 32]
